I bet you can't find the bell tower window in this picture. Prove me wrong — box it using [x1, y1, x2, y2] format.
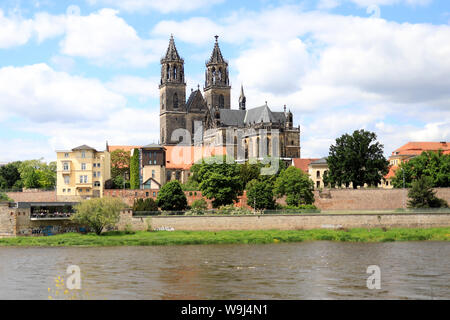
[173, 93, 179, 109]
[219, 95, 224, 109]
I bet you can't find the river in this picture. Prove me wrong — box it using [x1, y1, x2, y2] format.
[0, 241, 448, 299]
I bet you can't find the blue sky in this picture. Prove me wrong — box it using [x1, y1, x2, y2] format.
[0, 0, 449, 162]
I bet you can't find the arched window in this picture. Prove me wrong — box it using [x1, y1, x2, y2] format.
[166, 171, 172, 182]
[173, 66, 177, 80]
[167, 65, 170, 80]
[173, 93, 178, 108]
[256, 137, 260, 158]
[218, 68, 222, 81]
[219, 95, 224, 109]
[212, 67, 216, 85]
[316, 170, 320, 178]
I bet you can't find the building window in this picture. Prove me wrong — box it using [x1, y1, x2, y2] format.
[219, 94, 224, 109]
[64, 176, 70, 184]
[68, 189, 71, 193]
[81, 151, 86, 158]
[93, 163, 96, 168]
[153, 192, 156, 197]
[173, 93, 179, 108]
[81, 163, 86, 170]
[316, 181, 320, 189]
[97, 172, 101, 178]
[93, 172, 96, 178]
[63, 189, 66, 193]
[64, 153, 69, 158]
[79, 188, 83, 193]
[146, 192, 149, 197]
[152, 170, 155, 178]
[63, 162, 69, 171]
[316, 171, 320, 178]
[97, 163, 101, 167]
[94, 181, 100, 187]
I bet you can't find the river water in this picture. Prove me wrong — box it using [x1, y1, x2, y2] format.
[0, 242, 448, 300]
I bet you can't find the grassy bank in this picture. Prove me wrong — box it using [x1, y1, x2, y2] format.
[0, 227, 449, 247]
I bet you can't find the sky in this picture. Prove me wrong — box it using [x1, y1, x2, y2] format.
[0, 0, 449, 162]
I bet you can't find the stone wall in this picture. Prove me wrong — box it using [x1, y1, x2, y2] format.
[6, 190, 56, 202]
[119, 212, 450, 232]
[0, 203, 16, 237]
[313, 188, 450, 211]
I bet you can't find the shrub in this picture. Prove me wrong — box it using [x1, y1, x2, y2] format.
[133, 198, 158, 212]
[72, 197, 127, 235]
[217, 204, 251, 215]
[407, 176, 449, 208]
[246, 179, 276, 210]
[186, 199, 208, 216]
[156, 180, 187, 211]
[0, 192, 12, 202]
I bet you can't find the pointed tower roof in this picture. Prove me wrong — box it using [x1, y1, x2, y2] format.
[239, 84, 245, 100]
[162, 34, 182, 62]
[207, 35, 226, 64]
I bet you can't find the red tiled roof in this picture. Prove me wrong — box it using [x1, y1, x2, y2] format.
[292, 158, 320, 173]
[165, 146, 227, 170]
[384, 165, 398, 179]
[391, 142, 449, 156]
[107, 145, 141, 153]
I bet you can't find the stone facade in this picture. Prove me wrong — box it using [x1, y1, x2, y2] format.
[159, 35, 301, 160]
[118, 211, 450, 232]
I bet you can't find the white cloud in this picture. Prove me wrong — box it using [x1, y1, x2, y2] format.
[0, 63, 126, 123]
[106, 75, 160, 99]
[0, 10, 33, 48]
[86, 0, 225, 13]
[60, 9, 159, 67]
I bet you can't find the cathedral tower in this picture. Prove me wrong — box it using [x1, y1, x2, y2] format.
[204, 36, 231, 110]
[160, 35, 186, 145]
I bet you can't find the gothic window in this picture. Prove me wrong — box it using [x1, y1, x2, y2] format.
[166, 171, 172, 182]
[173, 66, 177, 80]
[167, 65, 170, 80]
[212, 67, 216, 85]
[218, 68, 222, 81]
[219, 95, 224, 109]
[176, 171, 181, 181]
[173, 93, 178, 108]
[256, 137, 260, 158]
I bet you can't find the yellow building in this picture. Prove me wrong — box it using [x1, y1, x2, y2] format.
[56, 145, 111, 201]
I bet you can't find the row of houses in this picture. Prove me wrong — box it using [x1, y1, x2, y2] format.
[295, 142, 450, 190]
[53, 141, 449, 201]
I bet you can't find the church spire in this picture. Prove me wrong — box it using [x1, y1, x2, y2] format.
[208, 35, 226, 64]
[239, 84, 246, 110]
[162, 34, 182, 62]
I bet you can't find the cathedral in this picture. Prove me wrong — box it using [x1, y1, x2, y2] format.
[159, 35, 301, 161]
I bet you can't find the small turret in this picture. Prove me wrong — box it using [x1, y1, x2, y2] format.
[239, 84, 246, 110]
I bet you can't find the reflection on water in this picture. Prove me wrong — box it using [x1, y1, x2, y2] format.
[0, 242, 449, 300]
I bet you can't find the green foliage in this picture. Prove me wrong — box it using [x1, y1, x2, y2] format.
[0, 192, 12, 202]
[217, 204, 252, 215]
[72, 197, 127, 235]
[129, 149, 140, 190]
[239, 162, 262, 189]
[133, 198, 159, 212]
[283, 204, 319, 210]
[15, 159, 56, 189]
[392, 151, 450, 188]
[246, 179, 276, 210]
[185, 199, 208, 216]
[194, 156, 243, 208]
[0, 161, 21, 190]
[407, 176, 449, 208]
[274, 166, 315, 206]
[110, 149, 131, 188]
[327, 129, 389, 188]
[156, 180, 187, 211]
[181, 176, 200, 191]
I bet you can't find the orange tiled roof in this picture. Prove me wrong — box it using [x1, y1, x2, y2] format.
[292, 158, 319, 173]
[384, 165, 398, 179]
[107, 145, 141, 153]
[165, 146, 227, 170]
[391, 142, 449, 157]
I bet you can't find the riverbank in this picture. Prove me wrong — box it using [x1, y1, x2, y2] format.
[0, 227, 449, 246]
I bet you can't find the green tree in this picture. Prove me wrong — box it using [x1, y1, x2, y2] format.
[239, 162, 262, 189]
[274, 166, 315, 206]
[17, 159, 56, 189]
[72, 197, 127, 235]
[0, 161, 21, 190]
[156, 180, 187, 211]
[111, 149, 131, 188]
[129, 148, 140, 189]
[195, 156, 243, 208]
[0, 192, 12, 202]
[327, 129, 389, 189]
[246, 179, 276, 210]
[392, 151, 450, 188]
[133, 198, 158, 212]
[407, 176, 449, 208]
